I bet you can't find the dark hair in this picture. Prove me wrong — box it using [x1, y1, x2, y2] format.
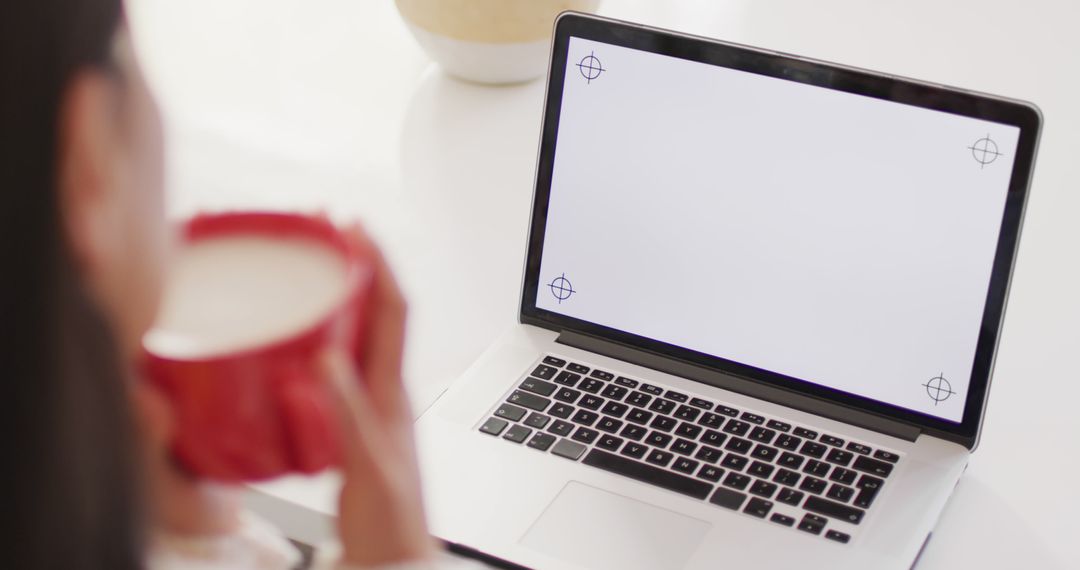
[0, 1, 144, 568]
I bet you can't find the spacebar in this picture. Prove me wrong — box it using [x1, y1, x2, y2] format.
[582, 449, 712, 500]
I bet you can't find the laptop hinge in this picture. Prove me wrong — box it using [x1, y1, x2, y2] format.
[556, 330, 921, 443]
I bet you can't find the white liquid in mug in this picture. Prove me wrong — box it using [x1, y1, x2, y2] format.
[144, 235, 350, 359]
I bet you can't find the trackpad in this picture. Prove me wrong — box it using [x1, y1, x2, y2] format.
[520, 481, 711, 570]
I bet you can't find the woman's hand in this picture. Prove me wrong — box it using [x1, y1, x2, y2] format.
[323, 235, 437, 567]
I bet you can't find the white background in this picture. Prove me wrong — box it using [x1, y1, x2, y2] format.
[127, 0, 1077, 567]
[538, 38, 1020, 422]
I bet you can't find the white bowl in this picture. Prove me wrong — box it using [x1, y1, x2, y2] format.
[396, 0, 601, 84]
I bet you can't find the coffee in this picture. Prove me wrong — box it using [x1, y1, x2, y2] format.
[145, 235, 350, 359]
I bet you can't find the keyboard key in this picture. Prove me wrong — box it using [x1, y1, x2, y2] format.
[749, 427, 776, 444]
[578, 377, 604, 392]
[553, 388, 581, 404]
[698, 465, 724, 482]
[548, 420, 574, 437]
[826, 448, 854, 466]
[724, 437, 753, 455]
[579, 395, 604, 410]
[601, 401, 629, 418]
[825, 530, 851, 544]
[857, 474, 884, 490]
[695, 445, 722, 464]
[641, 384, 664, 396]
[748, 460, 774, 479]
[847, 442, 872, 455]
[646, 449, 674, 467]
[740, 412, 765, 425]
[601, 385, 629, 400]
[766, 420, 792, 432]
[690, 397, 713, 409]
[709, 487, 747, 510]
[853, 455, 894, 477]
[777, 487, 805, 506]
[614, 376, 639, 388]
[672, 457, 699, 474]
[697, 412, 724, 429]
[675, 405, 700, 421]
[800, 477, 828, 495]
[646, 431, 673, 448]
[664, 390, 688, 403]
[626, 392, 652, 407]
[801, 441, 827, 458]
[495, 403, 527, 422]
[798, 514, 826, 535]
[621, 442, 647, 459]
[578, 379, 605, 394]
[620, 424, 647, 441]
[648, 398, 676, 415]
[551, 439, 586, 460]
[626, 408, 653, 424]
[793, 427, 818, 439]
[804, 495, 865, 525]
[854, 485, 880, 509]
[671, 438, 698, 456]
[874, 449, 900, 463]
[589, 369, 614, 381]
[520, 378, 557, 397]
[750, 445, 779, 462]
[542, 356, 566, 367]
[649, 416, 678, 432]
[531, 364, 557, 380]
[820, 434, 845, 447]
[715, 405, 739, 417]
[596, 417, 623, 434]
[827, 483, 855, 503]
[527, 432, 556, 451]
[803, 459, 831, 477]
[778, 452, 804, 469]
[721, 454, 748, 471]
[700, 429, 727, 447]
[548, 403, 573, 419]
[775, 434, 802, 450]
[749, 480, 778, 499]
[722, 472, 751, 490]
[722, 420, 751, 436]
[566, 363, 589, 374]
[503, 424, 532, 443]
[773, 468, 801, 487]
[770, 513, 795, 527]
[571, 427, 599, 444]
[480, 417, 508, 436]
[524, 412, 550, 429]
[830, 467, 857, 485]
[596, 435, 624, 451]
[571, 409, 598, 426]
[553, 371, 580, 386]
[675, 422, 703, 439]
[744, 497, 773, 518]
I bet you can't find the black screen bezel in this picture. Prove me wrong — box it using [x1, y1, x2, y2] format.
[520, 13, 1041, 448]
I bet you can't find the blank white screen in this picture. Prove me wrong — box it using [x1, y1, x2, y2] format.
[536, 37, 1020, 422]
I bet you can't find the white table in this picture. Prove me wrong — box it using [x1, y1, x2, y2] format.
[128, 1, 1079, 567]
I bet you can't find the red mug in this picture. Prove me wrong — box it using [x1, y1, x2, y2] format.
[142, 212, 373, 482]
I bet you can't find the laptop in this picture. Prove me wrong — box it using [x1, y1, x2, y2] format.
[415, 12, 1040, 570]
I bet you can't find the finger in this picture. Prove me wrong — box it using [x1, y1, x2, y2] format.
[348, 228, 411, 421]
[320, 349, 392, 473]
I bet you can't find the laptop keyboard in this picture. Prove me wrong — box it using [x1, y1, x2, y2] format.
[477, 355, 903, 545]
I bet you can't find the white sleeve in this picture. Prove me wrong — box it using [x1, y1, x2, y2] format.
[312, 541, 491, 570]
[146, 510, 301, 570]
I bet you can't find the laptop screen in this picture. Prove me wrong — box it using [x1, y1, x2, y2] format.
[534, 36, 1021, 424]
